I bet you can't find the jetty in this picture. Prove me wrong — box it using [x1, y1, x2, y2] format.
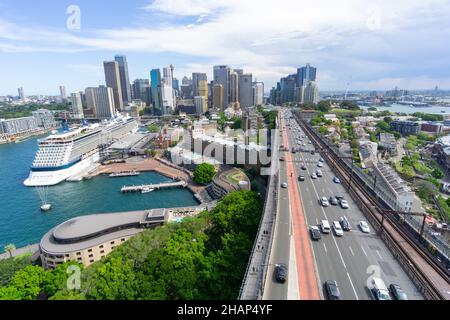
[121, 180, 187, 193]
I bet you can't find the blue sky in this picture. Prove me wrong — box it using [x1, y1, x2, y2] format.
[1, 0, 450, 95]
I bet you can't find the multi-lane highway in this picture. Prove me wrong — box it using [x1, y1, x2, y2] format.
[265, 108, 424, 300]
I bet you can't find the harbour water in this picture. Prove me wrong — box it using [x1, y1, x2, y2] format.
[360, 103, 450, 115]
[0, 135, 199, 252]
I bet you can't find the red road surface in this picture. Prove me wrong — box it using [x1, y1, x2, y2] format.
[280, 114, 321, 300]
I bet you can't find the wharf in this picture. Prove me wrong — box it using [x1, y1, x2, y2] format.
[121, 180, 187, 192]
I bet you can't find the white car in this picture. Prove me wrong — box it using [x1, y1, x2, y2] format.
[340, 200, 349, 209]
[320, 197, 329, 207]
[332, 221, 344, 237]
[311, 173, 317, 179]
[282, 182, 288, 188]
[317, 162, 324, 168]
[359, 221, 370, 233]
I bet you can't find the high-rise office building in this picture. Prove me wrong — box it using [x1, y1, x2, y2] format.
[114, 55, 132, 105]
[213, 65, 230, 107]
[295, 86, 306, 104]
[296, 63, 317, 87]
[239, 73, 253, 109]
[180, 84, 193, 99]
[229, 71, 239, 104]
[70, 92, 84, 119]
[198, 80, 208, 103]
[304, 81, 319, 104]
[85, 86, 116, 119]
[59, 85, 68, 102]
[161, 65, 176, 115]
[213, 84, 225, 110]
[172, 78, 180, 92]
[253, 82, 264, 106]
[194, 96, 207, 115]
[103, 61, 124, 110]
[150, 69, 162, 114]
[182, 76, 192, 85]
[192, 73, 207, 97]
[18, 87, 25, 100]
[132, 79, 151, 106]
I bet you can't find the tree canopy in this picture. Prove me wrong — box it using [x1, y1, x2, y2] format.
[193, 163, 216, 185]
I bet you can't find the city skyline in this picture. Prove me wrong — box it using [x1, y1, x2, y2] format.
[1, 0, 450, 95]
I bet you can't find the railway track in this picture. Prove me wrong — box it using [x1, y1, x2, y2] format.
[293, 113, 450, 300]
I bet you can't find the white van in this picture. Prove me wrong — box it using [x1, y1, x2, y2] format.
[370, 277, 391, 300]
[321, 220, 331, 234]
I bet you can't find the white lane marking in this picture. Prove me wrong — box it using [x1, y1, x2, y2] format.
[376, 250, 383, 260]
[323, 242, 328, 253]
[349, 246, 355, 256]
[361, 245, 368, 257]
[347, 272, 360, 300]
[316, 218, 319, 225]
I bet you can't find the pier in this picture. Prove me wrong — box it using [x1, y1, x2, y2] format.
[121, 180, 187, 193]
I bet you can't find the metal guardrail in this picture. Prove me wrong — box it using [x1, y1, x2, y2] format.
[238, 115, 280, 300]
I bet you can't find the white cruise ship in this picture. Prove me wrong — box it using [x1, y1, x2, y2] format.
[24, 115, 138, 187]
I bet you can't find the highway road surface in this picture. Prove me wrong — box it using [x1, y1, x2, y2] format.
[281, 109, 423, 300]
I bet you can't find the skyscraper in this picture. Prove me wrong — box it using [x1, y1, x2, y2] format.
[253, 82, 264, 106]
[239, 73, 253, 109]
[103, 61, 124, 110]
[150, 69, 162, 114]
[192, 73, 207, 97]
[280, 74, 297, 103]
[114, 55, 132, 105]
[59, 85, 67, 102]
[229, 71, 239, 105]
[18, 87, 25, 101]
[132, 79, 151, 106]
[172, 78, 180, 92]
[85, 86, 115, 119]
[198, 80, 208, 104]
[194, 96, 207, 115]
[162, 65, 176, 115]
[213, 65, 230, 107]
[296, 63, 317, 87]
[304, 81, 319, 104]
[213, 84, 224, 110]
[70, 92, 84, 119]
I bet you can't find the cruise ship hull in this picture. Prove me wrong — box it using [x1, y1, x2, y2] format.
[24, 152, 100, 187]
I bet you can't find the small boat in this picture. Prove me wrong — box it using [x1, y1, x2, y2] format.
[141, 187, 155, 194]
[40, 204, 52, 212]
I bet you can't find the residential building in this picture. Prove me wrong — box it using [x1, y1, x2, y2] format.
[70, 92, 84, 119]
[103, 60, 124, 110]
[18, 87, 25, 101]
[239, 73, 253, 109]
[0, 116, 37, 135]
[32, 109, 56, 129]
[114, 55, 132, 105]
[59, 85, 67, 102]
[378, 132, 397, 155]
[358, 140, 378, 169]
[420, 122, 444, 136]
[85, 86, 116, 119]
[253, 82, 264, 106]
[390, 120, 420, 136]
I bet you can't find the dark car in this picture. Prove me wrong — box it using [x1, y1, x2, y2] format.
[310, 151, 315, 155]
[310, 226, 322, 241]
[324, 280, 341, 300]
[298, 175, 305, 181]
[339, 216, 351, 231]
[275, 264, 287, 283]
[301, 165, 307, 170]
[389, 284, 408, 300]
[329, 196, 339, 206]
[280, 157, 285, 161]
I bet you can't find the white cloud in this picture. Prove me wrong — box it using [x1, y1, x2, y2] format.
[1, 0, 450, 89]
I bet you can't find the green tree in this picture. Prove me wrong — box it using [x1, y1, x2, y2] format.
[148, 124, 160, 133]
[319, 126, 328, 134]
[317, 100, 331, 113]
[432, 168, 444, 179]
[86, 257, 138, 300]
[8, 265, 46, 300]
[368, 106, 377, 111]
[193, 163, 216, 184]
[376, 121, 390, 131]
[4, 244, 16, 258]
[340, 100, 360, 110]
